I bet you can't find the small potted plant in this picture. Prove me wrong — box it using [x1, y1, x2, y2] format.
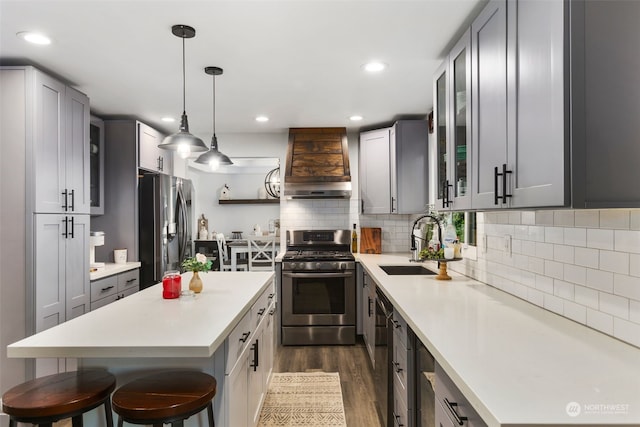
[182, 253, 212, 293]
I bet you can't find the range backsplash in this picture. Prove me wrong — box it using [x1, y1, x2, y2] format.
[451, 209, 640, 348]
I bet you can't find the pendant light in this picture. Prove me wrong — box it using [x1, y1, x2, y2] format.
[195, 66, 233, 170]
[158, 25, 208, 157]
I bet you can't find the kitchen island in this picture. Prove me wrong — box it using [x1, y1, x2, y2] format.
[357, 253, 640, 427]
[8, 271, 276, 427]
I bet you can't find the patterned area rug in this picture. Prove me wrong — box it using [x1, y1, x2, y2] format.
[258, 372, 347, 426]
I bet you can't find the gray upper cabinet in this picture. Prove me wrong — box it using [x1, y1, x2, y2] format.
[433, 30, 472, 212]
[470, 0, 509, 210]
[33, 70, 90, 214]
[90, 115, 105, 215]
[360, 128, 392, 214]
[360, 121, 429, 215]
[138, 122, 172, 174]
[470, 0, 640, 209]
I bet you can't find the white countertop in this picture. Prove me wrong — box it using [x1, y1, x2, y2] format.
[89, 262, 141, 281]
[357, 253, 640, 427]
[8, 271, 274, 359]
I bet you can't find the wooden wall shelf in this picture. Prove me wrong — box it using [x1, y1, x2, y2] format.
[218, 199, 280, 205]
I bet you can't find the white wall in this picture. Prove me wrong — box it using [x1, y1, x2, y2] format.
[451, 209, 640, 348]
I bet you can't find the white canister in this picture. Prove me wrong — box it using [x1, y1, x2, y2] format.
[444, 247, 454, 260]
[114, 249, 127, 264]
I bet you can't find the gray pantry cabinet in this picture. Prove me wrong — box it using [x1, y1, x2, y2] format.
[1, 66, 91, 378]
[469, 0, 640, 209]
[433, 29, 472, 212]
[359, 120, 429, 214]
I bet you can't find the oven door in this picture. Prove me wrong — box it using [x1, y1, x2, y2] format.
[281, 270, 356, 326]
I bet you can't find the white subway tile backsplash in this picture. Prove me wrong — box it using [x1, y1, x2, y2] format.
[563, 264, 586, 286]
[535, 274, 554, 294]
[553, 245, 574, 264]
[575, 210, 599, 228]
[599, 292, 629, 319]
[554, 210, 574, 227]
[528, 257, 545, 274]
[613, 318, 640, 347]
[631, 211, 640, 231]
[575, 285, 599, 309]
[543, 293, 564, 314]
[522, 240, 537, 257]
[535, 242, 555, 260]
[587, 229, 614, 250]
[521, 211, 536, 225]
[586, 308, 614, 334]
[514, 225, 529, 240]
[544, 260, 564, 279]
[600, 210, 630, 229]
[529, 226, 545, 242]
[564, 228, 586, 247]
[554, 279, 575, 300]
[631, 300, 640, 324]
[536, 211, 554, 226]
[631, 254, 640, 278]
[614, 230, 640, 254]
[563, 301, 587, 324]
[508, 211, 521, 225]
[574, 247, 599, 268]
[599, 250, 629, 275]
[545, 227, 564, 244]
[586, 268, 614, 293]
[614, 274, 640, 301]
[526, 288, 545, 306]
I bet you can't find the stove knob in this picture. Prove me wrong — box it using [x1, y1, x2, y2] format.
[340, 263, 346, 270]
[315, 262, 321, 269]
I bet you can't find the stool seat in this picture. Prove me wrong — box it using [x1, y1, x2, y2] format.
[112, 371, 216, 426]
[2, 370, 116, 427]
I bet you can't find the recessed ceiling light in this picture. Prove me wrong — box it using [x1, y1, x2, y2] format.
[363, 61, 387, 73]
[161, 117, 176, 123]
[16, 31, 51, 45]
[255, 116, 269, 122]
[349, 115, 363, 121]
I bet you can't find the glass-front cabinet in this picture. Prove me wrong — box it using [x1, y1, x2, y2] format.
[432, 29, 471, 211]
[89, 115, 104, 215]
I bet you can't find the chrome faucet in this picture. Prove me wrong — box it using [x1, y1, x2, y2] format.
[410, 214, 443, 262]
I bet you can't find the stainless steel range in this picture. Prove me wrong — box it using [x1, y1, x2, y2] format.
[281, 230, 356, 345]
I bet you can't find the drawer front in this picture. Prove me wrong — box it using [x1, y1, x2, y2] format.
[435, 363, 487, 427]
[251, 280, 275, 330]
[393, 376, 410, 427]
[120, 286, 138, 299]
[393, 337, 409, 391]
[226, 311, 252, 374]
[118, 269, 139, 293]
[393, 311, 408, 349]
[90, 293, 119, 311]
[90, 276, 118, 302]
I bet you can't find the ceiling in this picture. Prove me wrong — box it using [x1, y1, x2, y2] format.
[0, 0, 485, 137]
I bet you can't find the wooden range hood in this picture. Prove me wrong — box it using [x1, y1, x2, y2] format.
[284, 127, 352, 199]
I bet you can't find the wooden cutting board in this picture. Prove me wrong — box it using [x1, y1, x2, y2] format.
[360, 227, 382, 254]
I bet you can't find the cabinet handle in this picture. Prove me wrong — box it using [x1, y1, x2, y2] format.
[393, 320, 401, 329]
[257, 308, 266, 316]
[361, 199, 365, 214]
[61, 189, 69, 211]
[250, 339, 259, 372]
[69, 189, 75, 211]
[69, 216, 74, 238]
[126, 279, 136, 283]
[368, 297, 373, 317]
[495, 164, 513, 205]
[393, 412, 404, 427]
[101, 285, 114, 292]
[442, 180, 452, 208]
[444, 398, 468, 426]
[239, 331, 251, 343]
[393, 361, 403, 373]
[62, 217, 68, 238]
[268, 293, 275, 300]
[391, 197, 397, 212]
[116, 295, 122, 300]
[268, 309, 275, 316]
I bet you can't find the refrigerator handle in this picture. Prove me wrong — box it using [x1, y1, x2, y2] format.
[177, 185, 188, 263]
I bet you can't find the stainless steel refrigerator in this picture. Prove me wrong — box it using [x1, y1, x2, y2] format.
[138, 171, 193, 289]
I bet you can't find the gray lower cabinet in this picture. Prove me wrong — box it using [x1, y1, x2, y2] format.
[361, 271, 375, 367]
[435, 363, 487, 427]
[392, 311, 413, 427]
[89, 269, 139, 311]
[359, 120, 429, 214]
[470, 0, 640, 209]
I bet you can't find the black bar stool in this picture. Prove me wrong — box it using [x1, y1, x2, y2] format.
[112, 371, 216, 427]
[2, 369, 116, 427]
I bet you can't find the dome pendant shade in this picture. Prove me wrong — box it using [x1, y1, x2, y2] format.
[158, 24, 208, 154]
[195, 66, 233, 169]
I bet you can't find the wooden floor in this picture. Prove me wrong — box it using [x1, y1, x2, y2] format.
[274, 339, 383, 427]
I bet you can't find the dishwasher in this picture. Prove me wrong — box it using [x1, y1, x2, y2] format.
[374, 287, 393, 427]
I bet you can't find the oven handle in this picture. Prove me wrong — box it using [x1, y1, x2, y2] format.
[282, 271, 354, 279]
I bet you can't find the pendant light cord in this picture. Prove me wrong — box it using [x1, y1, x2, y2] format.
[212, 73, 216, 136]
[182, 33, 186, 115]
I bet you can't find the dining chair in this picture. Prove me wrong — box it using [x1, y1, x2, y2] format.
[216, 233, 248, 271]
[248, 236, 277, 271]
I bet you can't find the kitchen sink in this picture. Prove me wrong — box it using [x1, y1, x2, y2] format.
[379, 265, 437, 275]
